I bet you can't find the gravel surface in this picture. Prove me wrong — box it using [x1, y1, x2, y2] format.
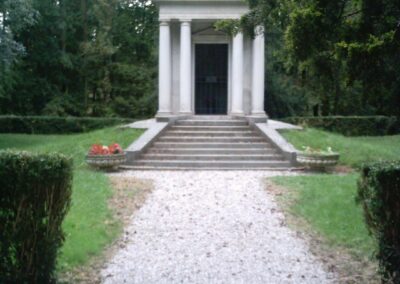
[101, 171, 336, 284]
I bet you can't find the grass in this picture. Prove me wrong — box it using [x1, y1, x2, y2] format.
[280, 128, 400, 167]
[272, 127, 400, 261]
[272, 174, 375, 257]
[0, 127, 144, 271]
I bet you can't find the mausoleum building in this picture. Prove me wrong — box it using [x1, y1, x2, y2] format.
[154, 0, 267, 121]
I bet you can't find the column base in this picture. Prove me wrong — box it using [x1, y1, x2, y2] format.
[178, 112, 193, 121]
[179, 111, 193, 116]
[251, 110, 267, 116]
[156, 112, 174, 122]
[246, 113, 268, 123]
[230, 111, 245, 117]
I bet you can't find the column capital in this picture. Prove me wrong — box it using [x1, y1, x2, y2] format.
[159, 20, 171, 26]
[179, 19, 192, 24]
[234, 30, 244, 36]
[254, 25, 265, 36]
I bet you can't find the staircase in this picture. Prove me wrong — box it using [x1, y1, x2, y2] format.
[126, 116, 294, 170]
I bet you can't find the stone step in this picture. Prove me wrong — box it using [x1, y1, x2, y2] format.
[165, 130, 256, 137]
[121, 165, 301, 171]
[146, 148, 279, 155]
[171, 125, 250, 131]
[159, 136, 265, 143]
[152, 142, 273, 149]
[124, 116, 294, 170]
[141, 154, 284, 161]
[184, 116, 245, 121]
[131, 160, 292, 168]
[176, 120, 248, 126]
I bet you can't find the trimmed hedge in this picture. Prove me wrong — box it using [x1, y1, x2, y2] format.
[0, 151, 73, 283]
[283, 116, 400, 136]
[357, 161, 400, 283]
[0, 116, 135, 134]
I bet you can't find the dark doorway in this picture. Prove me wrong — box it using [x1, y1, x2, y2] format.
[195, 44, 228, 115]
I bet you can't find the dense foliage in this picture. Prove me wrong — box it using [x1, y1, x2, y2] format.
[0, 0, 158, 118]
[1, 0, 399, 118]
[358, 161, 400, 283]
[283, 116, 400, 136]
[0, 115, 133, 134]
[0, 150, 73, 283]
[244, 0, 400, 117]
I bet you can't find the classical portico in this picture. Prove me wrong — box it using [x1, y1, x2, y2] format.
[154, 0, 267, 122]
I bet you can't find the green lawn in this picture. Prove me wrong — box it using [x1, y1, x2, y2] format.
[272, 174, 375, 257]
[280, 128, 400, 167]
[0, 127, 143, 271]
[273, 127, 400, 260]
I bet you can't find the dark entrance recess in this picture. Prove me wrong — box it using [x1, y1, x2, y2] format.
[195, 44, 228, 115]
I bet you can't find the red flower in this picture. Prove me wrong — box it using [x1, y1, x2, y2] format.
[109, 143, 123, 154]
[89, 144, 104, 155]
[88, 143, 123, 155]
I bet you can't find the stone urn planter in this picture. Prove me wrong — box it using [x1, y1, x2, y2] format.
[86, 144, 126, 170]
[85, 153, 126, 170]
[297, 147, 340, 171]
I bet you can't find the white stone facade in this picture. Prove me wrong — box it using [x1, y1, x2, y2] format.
[155, 0, 267, 121]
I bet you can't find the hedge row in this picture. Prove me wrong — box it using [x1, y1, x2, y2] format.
[0, 151, 73, 283]
[283, 116, 400, 136]
[358, 161, 400, 283]
[0, 116, 135, 134]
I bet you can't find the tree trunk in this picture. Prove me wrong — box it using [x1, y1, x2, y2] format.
[333, 72, 340, 115]
[321, 93, 330, 116]
[81, 0, 88, 112]
[60, 0, 66, 53]
[60, 0, 67, 95]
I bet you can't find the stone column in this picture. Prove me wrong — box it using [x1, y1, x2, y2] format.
[231, 31, 244, 116]
[179, 20, 192, 115]
[157, 20, 172, 117]
[251, 25, 266, 117]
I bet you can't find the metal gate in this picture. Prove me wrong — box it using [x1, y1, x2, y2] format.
[195, 44, 228, 115]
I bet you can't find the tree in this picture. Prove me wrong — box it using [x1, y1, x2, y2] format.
[0, 0, 37, 102]
[244, 0, 400, 117]
[338, 0, 400, 116]
[108, 0, 158, 118]
[0, 0, 37, 69]
[0, 0, 158, 118]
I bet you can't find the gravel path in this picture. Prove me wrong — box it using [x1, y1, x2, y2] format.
[101, 171, 336, 284]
